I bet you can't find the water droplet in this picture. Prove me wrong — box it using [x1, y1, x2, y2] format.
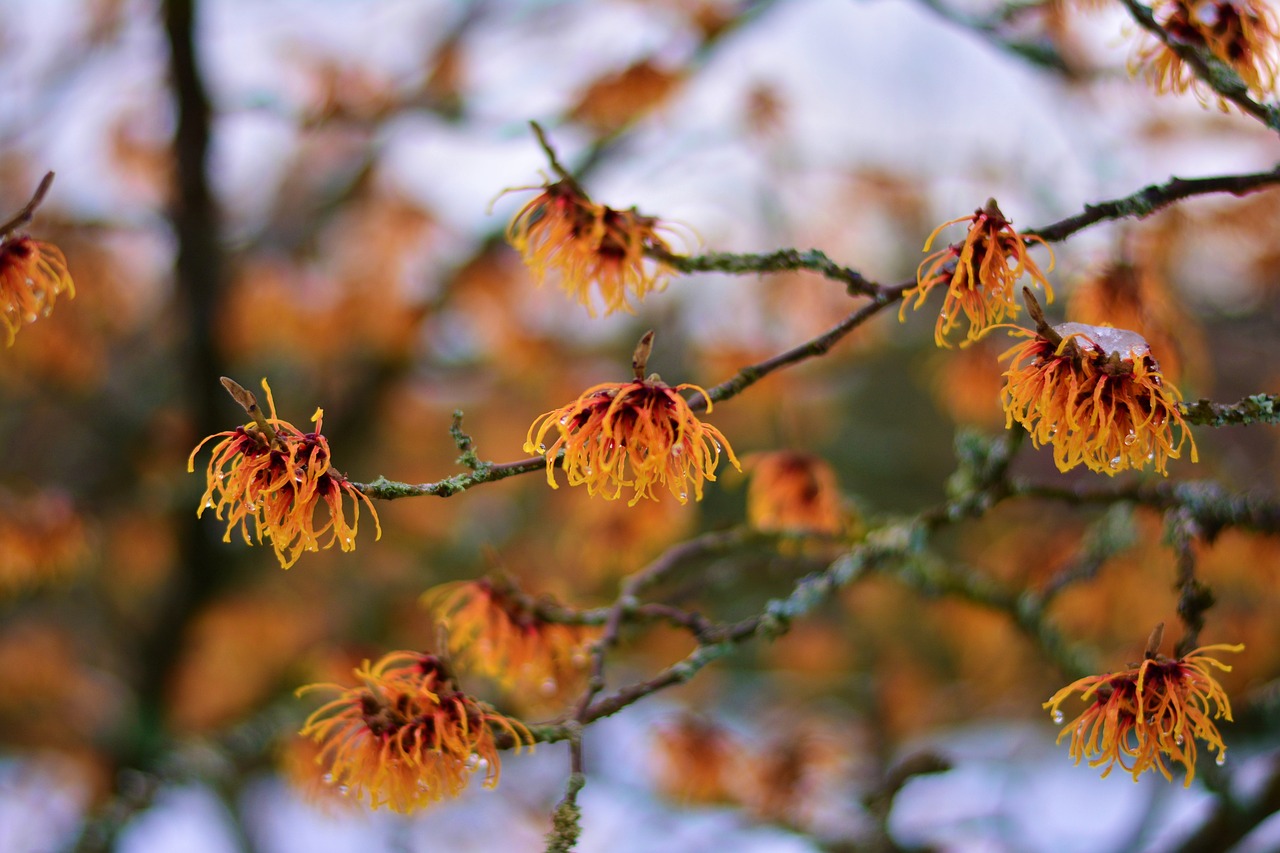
[336, 784, 350, 795]
[1123, 433, 1137, 446]
[1175, 734, 1185, 746]
[322, 773, 334, 784]
[538, 443, 546, 452]
[1110, 456, 1122, 469]
[678, 491, 688, 501]
[22, 312, 36, 323]
[1051, 710, 1064, 724]
[203, 500, 215, 509]
[1146, 716, 1156, 725]
[1216, 752, 1227, 766]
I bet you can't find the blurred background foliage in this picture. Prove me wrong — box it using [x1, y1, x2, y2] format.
[3, 0, 1280, 850]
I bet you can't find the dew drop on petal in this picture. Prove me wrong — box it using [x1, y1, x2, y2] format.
[1175, 734, 1185, 746]
[1052, 710, 1064, 724]
[1124, 433, 1137, 446]
[1110, 456, 1122, 469]
[1217, 752, 1227, 766]
[538, 443, 546, 452]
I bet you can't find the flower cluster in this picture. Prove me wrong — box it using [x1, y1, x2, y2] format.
[506, 177, 679, 316]
[525, 376, 738, 505]
[1044, 642, 1242, 785]
[1001, 322, 1196, 476]
[297, 652, 533, 812]
[1132, 0, 1280, 105]
[0, 235, 73, 346]
[902, 200, 1053, 347]
[424, 578, 595, 710]
[188, 379, 380, 568]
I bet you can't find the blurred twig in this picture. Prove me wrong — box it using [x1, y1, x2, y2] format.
[0, 171, 55, 239]
[913, 0, 1075, 74]
[1166, 507, 1213, 656]
[1014, 479, 1280, 536]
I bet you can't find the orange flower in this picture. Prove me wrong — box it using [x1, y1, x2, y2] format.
[279, 735, 359, 813]
[506, 177, 679, 316]
[902, 200, 1053, 347]
[423, 578, 595, 709]
[297, 651, 533, 812]
[188, 378, 380, 569]
[0, 236, 73, 346]
[1044, 642, 1242, 785]
[525, 374, 739, 505]
[745, 451, 845, 535]
[1133, 0, 1280, 105]
[1001, 321, 1196, 475]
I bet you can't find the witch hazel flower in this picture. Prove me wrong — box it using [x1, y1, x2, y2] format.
[1000, 291, 1196, 476]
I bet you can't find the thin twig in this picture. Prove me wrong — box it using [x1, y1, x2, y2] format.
[0, 171, 55, 240]
[219, 376, 280, 447]
[530, 120, 583, 191]
[1027, 167, 1280, 244]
